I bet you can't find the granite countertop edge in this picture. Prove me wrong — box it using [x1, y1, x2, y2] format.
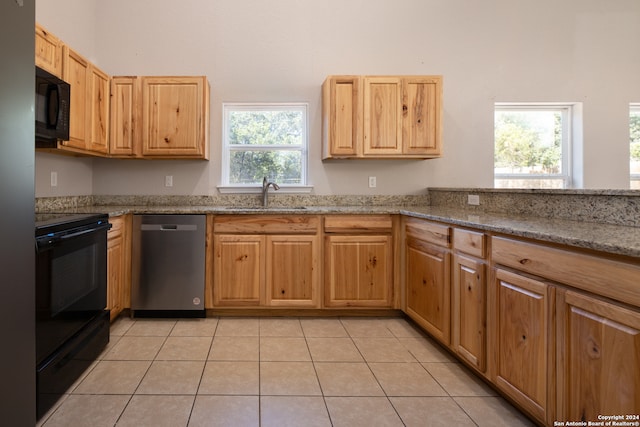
[47, 204, 640, 259]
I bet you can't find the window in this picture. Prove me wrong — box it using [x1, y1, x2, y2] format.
[221, 103, 309, 192]
[631, 104, 640, 189]
[494, 104, 572, 189]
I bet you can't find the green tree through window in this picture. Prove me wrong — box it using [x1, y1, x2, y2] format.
[223, 105, 307, 186]
[494, 105, 570, 189]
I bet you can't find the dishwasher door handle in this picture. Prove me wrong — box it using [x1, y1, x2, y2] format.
[140, 224, 199, 231]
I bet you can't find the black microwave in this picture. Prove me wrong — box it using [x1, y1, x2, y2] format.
[35, 66, 70, 148]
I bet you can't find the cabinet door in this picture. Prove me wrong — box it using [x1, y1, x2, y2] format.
[107, 227, 124, 321]
[266, 235, 319, 307]
[322, 76, 362, 158]
[62, 46, 89, 151]
[557, 290, 640, 421]
[110, 77, 140, 157]
[213, 235, 263, 306]
[452, 254, 485, 371]
[493, 268, 554, 424]
[405, 236, 451, 344]
[402, 76, 441, 156]
[141, 76, 209, 158]
[88, 65, 110, 154]
[35, 24, 62, 77]
[363, 77, 402, 156]
[325, 235, 392, 307]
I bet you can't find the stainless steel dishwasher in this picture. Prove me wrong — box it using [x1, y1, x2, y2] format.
[131, 214, 206, 317]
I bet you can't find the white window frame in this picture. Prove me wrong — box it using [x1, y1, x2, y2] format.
[631, 103, 640, 188]
[494, 103, 574, 189]
[219, 102, 312, 194]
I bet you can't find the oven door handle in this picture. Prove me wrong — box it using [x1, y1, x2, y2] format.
[59, 223, 112, 241]
[37, 222, 113, 251]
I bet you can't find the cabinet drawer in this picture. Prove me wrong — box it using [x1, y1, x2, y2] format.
[108, 216, 124, 239]
[405, 217, 450, 247]
[453, 228, 485, 258]
[214, 215, 319, 234]
[492, 236, 640, 307]
[324, 215, 393, 233]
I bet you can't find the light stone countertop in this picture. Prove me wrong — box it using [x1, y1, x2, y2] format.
[49, 204, 640, 259]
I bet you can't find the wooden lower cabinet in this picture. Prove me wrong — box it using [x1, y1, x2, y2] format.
[324, 234, 392, 307]
[266, 235, 319, 307]
[492, 268, 554, 424]
[405, 235, 450, 344]
[107, 215, 129, 321]
[213, 234, 263, 306]
[452, 254, 486, 371]
[211, 215, 321, 308]
[557, 290, 640, 420]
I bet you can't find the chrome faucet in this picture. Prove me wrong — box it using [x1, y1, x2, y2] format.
[262, 176, 280, 207]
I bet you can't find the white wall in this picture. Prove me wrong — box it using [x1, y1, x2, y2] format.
[35, 0, 640, 197]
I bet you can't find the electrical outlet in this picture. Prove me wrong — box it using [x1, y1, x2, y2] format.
[165, 175, 173, 187]
[368, 176, 377, 188]
[50, 171, 58, 187]
[467, 194, 480, 205]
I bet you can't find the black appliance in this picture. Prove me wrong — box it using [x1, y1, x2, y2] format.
[35, 213, 111, 419]
[35, 66, 70, 148]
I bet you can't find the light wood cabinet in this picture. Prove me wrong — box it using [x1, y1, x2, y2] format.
[452, 254, 486, 371]
[404, 218, 451, 344]
[35, 24, 63, 77]
[322, 75, 442, 159]
[213, 234, 263, 306]
[107, 216, 126, 321]
[557, 290, 640, 420]
[452, 228, 487, 372]
[324, 215, 394, 308]
[363, 76, 403, 156]
[266, 235, 319, 307]
[491, 267, 555, 424]
[109, 76, 140, 157]
[211, 215, 320, 308]
[325, 234, 393, 307]
[60, 46, 109, 155]
[140, 76, 209, 159]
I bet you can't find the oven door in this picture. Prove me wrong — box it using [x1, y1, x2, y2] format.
[35, 221, 110, 363]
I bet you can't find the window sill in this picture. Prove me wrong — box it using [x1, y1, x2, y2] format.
[217, 185, 314, 194]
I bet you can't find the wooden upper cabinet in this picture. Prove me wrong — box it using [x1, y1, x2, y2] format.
[363, 76, 403, 156]
[88, 65, 110, 154]
[110, 76, 140, 157]
[141, 76, 210, 159]
[60, 46, 109, 155]
[322, 75, 442, 159]
[402, 77, 441, 156]
[35, 24, 63, 77]
[322, 76, 362, 157]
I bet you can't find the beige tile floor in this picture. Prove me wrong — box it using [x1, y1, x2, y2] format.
[38, 316, 535, 427]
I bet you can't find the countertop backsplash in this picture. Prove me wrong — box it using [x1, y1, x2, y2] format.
[427, 188, 640, 227]
[35, 189, 640, 258]
[36, 189, 639, 227]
